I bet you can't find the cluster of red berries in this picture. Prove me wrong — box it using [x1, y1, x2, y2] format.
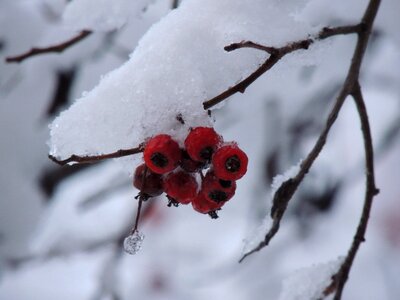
[133, 127, 248, 218]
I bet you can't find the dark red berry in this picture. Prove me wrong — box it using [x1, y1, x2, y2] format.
[191, 193, 224, 215]
[184, 127, 222, 162]
[201, 171, 236, 203]
[163, 171, 198, 205]
[133, 164, 164, 197]
[144, 134, 181, 174]
[212, 143, 248, 180]
[180, 150, 206, 173]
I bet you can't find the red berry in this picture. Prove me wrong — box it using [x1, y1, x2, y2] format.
[163, 171, 198, 204]
[144, 134, 181, 174]
[212, 143, 248, 180]
[201, 171, 236, 203]
[191, 193, 224, 216]
[180, 150, 206, 173]
[133, 164, 164, 197]
[184, 127, 222, 162]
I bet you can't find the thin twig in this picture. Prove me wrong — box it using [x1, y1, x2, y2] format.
[322, 82, 379, 299]
[203, 24, 361, 110]
[48, 144, 144, 166]
[239, 0, 380, 264]
[5, 30, 92, 63]
[132, 166, 148, 234]
[171, 0, 179, 9]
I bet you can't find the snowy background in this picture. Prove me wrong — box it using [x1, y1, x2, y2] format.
[1, 0, 400, 299]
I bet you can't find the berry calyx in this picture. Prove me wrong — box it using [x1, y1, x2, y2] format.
[163, 171, 198, 204]
[180, 150, 206, 173]
[143, 134, 181, 174]
[201, 171, 236, 203]
[212, 144, 248, 180]
[133, 164, 164, 197]
[184, 127, 222, 162]
[191, 193, 224, 216]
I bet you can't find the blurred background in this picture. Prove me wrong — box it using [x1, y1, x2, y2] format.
[0, 0, 399, 299]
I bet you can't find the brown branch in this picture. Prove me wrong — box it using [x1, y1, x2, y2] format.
[203, 24, 361, 110]
[322, 82, 379, 299]
[48, 144, 144, 166]
[239, 0, 380, 264]
[5, 30, 92, 63]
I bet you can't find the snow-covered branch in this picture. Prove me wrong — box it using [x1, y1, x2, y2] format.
[203, 24, 362, 109]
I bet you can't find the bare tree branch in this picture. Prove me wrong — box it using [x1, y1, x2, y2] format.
[239, 0, 381, 264]
[5, 30, 92, 63]
[48, 144, 144, 166]
[321, 82, 379, 299]
[203, 24, 361, 110]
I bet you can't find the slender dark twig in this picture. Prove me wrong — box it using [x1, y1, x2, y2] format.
[132, 166, 148, 234]
[321, 82, 379, 299]
[171, 0, 179, 9]
[239, 0, 380, 264]
[203, 24, 361, 110]
[48, 144, 144, 166]
[5, 30, 92, 63]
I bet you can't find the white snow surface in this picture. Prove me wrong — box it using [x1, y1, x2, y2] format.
[50, 0, 318, 165]
[0, 247, 112, 300]
[30, 162, 134, 255]
[62, 0, 152, 32]
[279, 257, 343, 300]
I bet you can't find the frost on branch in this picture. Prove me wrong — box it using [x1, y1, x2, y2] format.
[242, 162, 301, 253]
[279, 257, 343, 300]
[62, 0, 153, 32]
[49, 0, 319, 167]
[271, 161, 302, 194]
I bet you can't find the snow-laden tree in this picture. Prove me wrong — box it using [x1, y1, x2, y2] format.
[1, 0, 400, 299]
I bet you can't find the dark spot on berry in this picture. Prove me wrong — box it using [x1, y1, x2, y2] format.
[219, 179, 232, 188]
[150, 152, 168, 168]
[209, 190, 227, 202]
[225, 155, 240, 172]
[200, 146, 213, 160]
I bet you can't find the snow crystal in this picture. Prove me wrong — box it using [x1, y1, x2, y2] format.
[279, 257, 343, 300]
[123, 230, 145, 255]
[62, 0, 152, 32]
[50, 0, 319, 170]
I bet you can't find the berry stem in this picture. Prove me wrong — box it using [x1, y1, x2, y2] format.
[132, 165, 149, 233]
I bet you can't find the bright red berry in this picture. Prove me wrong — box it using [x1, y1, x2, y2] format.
[143, 134, 181, 174]
[133, 164, 164, 197]
[180, 150, 206, 173]
[184, 127, 222, 162]
[191, 193, 224, 218]
[163, 171, 198, 205]
[212, 143, 248, 180]
[201, 171, 236, 203]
